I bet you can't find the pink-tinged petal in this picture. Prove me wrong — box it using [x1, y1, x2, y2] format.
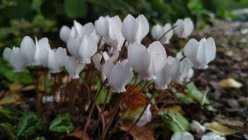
[128, 42, 150, 78]
[109, 59, 133, 93]
[20, 36, 35, 65]
[205, 37, 216, 62]
[147, 41, 167, 79]
[9, 47, 26, 72]
[95, 16, 109, 37]
[136, 14, 149, 43]
[102, 60, 114, 81]
[67, 37, 80, 58]
[3, 48, 12, 62]
[59, 25, 71, 42]
[79, 35, 97, 64]
[121, 14, 138, 44]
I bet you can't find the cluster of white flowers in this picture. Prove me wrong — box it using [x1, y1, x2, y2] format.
[2, 14, 217, 129]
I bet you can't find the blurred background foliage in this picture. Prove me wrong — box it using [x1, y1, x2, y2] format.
[0, 0, 247, 85]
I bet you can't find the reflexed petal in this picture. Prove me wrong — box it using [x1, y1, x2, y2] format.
[92, 53, 102, 70]
[151, 25, 164, 40]
[174, 19, 184, 37]
[55, 47, 67, 66]
[64, 56, 85, 79]
[102, 60, 114, 81]
[3, 48, 12, 62]
[183, 18, 194, 38]
[168, 57, 180, 81]
[136, 14, 149, 43]
[184, 38, 199, 66]
[108, 59, 133, 93]
[79, 35, 97, 64]
[59, 25, 71, 42]
[20, 36, 36, 65]
[48, 49, 60, 73]
[162, 23, 173, 44]
[67, 37, 80, 58]
[121, 14, 138, 43]
[35, 38, 51, 66]
[9, 47, 26, 72]
[136, 104, 152, 126]
[128, 43, 150, 78]
[147, 41, 167, 79]
[205, 37, 216, 62]
[95, 16, 109, 37]
[179, 58, 192, 81]
[196, 38, 208, 69]
[155, 62, 172, 90]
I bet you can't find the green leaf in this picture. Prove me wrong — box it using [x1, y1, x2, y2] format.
[95, 78, 111, 105]
[160, 111, 189, 132]
[33, 136, 46, 140]
[49, 113, 74, 134]
[0, 123, 17, 140]
[185, 83, 210, 104]
[4, 70, 20, 81]
[64, 0, 87, 18]
[17, 112, 43, 137]
[0, 108, 19, 120]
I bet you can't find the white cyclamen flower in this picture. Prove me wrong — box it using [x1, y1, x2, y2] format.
[48, 47, 67, 73]
[79, 35, 98, 64]
[64, 56, 85, 79]
[151, 23, 173, 44]
[59, 25, 71, 42]
[136, 104, 152, 127]
[3, 47, 26, 72]
[171, 132, 194, 140]
[201, 132, 226, 140]
[20, 36, 36, 65]
[34, 37, 51, 67]
[184, 37, 216, 69]
[121, 14, 149, 44]
[190, 120, 206, 134]
[174, 18, 194, 38]
[102, 59, 133, 93]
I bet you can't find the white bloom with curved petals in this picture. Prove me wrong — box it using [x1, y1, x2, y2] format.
[174, 18, 194, 38]
[136, 104, 152, 127]
[171, 132, 194, 140]
[8, 47, 26, 72]
[128, 42, 150, 79]
[59, 25, 71, 42]
[108, 59, 133, 93]
[48, 47, 67, 73]
[155, 61, 172, 90]
[151, 23, 173, 44]
[20, 36, 36, 65]
[64, 56, 85, 79]
[184, 37, 216, 69]
[34, 37, 51, 67]
[79, 35, 97, 64]
[3, 48, 12, 62]
[102, 60, 114, 81]
[201, 132, 226, 140]
[121, 14, 149, 44]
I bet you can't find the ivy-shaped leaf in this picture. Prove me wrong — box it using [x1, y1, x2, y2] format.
[49, 113, 74, 134]
[17, 112, 43, 137]
[160, 111, 189, 132]
[0, 108, 19, 121]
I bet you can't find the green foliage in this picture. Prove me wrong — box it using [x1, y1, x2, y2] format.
[0, 108, 19, 121]
[64, 0, 87, 18]
[49, 113, 74, 134]
[17, 112, 43, 137]
[34, 136, 46, 140]
[160, 111, 190, 132]
[0, 123, 17, 140]
[95, 78, 112, 105]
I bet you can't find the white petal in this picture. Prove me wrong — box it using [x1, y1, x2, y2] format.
[182, 18, 194, 38]
[79, 35, 97, 64]
[3, 48, 12, 62]
[136, 14, 149, 43]
[95, 16, 109, 37]
[162, 23, 173, 44]
[151, 25, 164, 40]
[20, 36, 35, 65]
[205, 37, 216, 62]
[9, 47, 26, 72]
[128, 42, 150, 79]
[155, 62, 171, 90]
[55, 47, 67, 66]
[201, 132, 226, 140]
[48, 49, 60, 73]
[174, 19, 184, 38]
[92, 53, 102, 70]
[179, 58, 193, 81]
[196, 38, 208, 69]
[108, 59, 133, 93]
[121, 14, 138, 44]
[184, 38, 199, 67]
[168, 57, 181, 81]
[147, 41, 167, 79]
[171, 132, 194, 140]
[35, 37, 51, 67]
[102, 60, 114, 81]
[136, 104, 152, 126]
[64, 56, 85, 79]
[59, 25, 71, 42]
[67, 37, 80, 58]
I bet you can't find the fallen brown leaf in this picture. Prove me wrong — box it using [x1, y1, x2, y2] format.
[70, 129, 90, 140]
[205, 121, 239, 136]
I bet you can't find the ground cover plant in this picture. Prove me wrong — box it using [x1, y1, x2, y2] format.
[0, 13, 227, 140]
